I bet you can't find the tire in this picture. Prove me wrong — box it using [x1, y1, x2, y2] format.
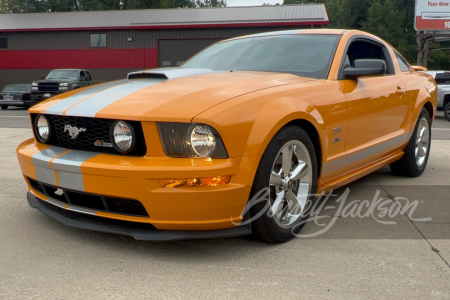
[390, 108, 431, 177]
[444, 101, 450, 121]
[249, 125, 318, 243]
[0, 105, 7, 110]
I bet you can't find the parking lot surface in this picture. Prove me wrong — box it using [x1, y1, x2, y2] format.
[0, 110, 449, 299]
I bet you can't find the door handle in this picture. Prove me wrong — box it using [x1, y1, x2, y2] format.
[396, 87, 406, 95]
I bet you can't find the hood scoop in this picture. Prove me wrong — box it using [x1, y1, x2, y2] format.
[128, 68, 213, 81]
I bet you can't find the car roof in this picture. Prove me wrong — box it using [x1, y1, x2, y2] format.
[222, 29, 346, 42]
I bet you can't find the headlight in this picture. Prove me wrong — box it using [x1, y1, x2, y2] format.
[110, 121, 135, 154]
[158, 123, 228, 158]
[34, 115, 50, 143]
[59, 87, 68, 91]
[32, 82, 38, 87]
[31, 87, 38, 91]
[59, 83, 68, 87]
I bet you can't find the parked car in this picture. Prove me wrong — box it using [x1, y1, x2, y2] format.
[31, 69, 101, 104]
[0, 84, 32, 109]
[423, 70, 450, 121]
[17, 29, 437, 243]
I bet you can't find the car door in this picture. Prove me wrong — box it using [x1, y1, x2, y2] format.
[84, 71, 93, 86]
[338, 38, 409, 172]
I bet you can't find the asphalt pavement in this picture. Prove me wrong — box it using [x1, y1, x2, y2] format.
[0, 108, 449, 299]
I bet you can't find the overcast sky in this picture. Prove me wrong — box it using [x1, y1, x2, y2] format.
[226, 0, 282, 6]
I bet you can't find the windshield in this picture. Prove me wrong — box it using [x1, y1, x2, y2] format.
[181, 34, 340, 79]
[2, 84, 30, 92]
[46, 70, 79, 80]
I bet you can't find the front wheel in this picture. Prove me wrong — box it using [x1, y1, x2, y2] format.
[0, 105, 7, 110]
[444, 102, 450, 121]
[390, 108, 431, 177]
[250, 126, 317, 243]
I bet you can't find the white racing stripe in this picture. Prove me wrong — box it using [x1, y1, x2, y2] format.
[44, 80, 128, 115]
[322, 133, 411, 176]
[52, 151, 99, 191]
[31, 147, 99, 191]
[32, 147, 69, 186]
[64, 79, 165, 117]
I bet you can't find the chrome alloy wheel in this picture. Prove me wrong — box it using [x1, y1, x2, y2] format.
[269, 140, 313, 229]
[415, 117, 430, 167]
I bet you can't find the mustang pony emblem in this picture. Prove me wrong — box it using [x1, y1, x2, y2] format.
[64, 125, 86, 140]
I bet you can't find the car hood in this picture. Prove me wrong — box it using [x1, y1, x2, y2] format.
[34, 79, 77, 84]
[30, 68, 317, 122]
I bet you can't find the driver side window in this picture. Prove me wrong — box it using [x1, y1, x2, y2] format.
[345, 39, 394, 75]
[80, 71, 86, 81]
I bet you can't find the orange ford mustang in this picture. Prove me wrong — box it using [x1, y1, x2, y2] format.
[17, 29, 437, 243]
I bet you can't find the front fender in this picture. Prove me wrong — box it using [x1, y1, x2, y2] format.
[193, 89, 325, 159]
[243, 97, 323, 157]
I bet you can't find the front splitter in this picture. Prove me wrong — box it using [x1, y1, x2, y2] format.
[27, 192, 252, 241]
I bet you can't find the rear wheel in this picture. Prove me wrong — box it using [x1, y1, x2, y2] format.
[250, 126, 317, 243]
[390, 108, 431, 177]
[0, 105, 7, 110]
[444, 101, 450, 121]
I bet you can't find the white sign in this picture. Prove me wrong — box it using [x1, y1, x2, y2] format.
[415, 0, 450, 30]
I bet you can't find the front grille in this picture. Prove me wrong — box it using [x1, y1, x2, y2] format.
[38, 83, 59, 92]
[28, 177, 149, 217]
[31, 114, 147, 156]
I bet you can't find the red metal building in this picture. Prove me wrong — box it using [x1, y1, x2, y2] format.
[0, 4, 328, 88]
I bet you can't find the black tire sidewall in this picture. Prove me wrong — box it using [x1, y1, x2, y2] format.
[444, 102, 450, 121]
[249, 126, 318, 243]
[403, 108, 432, 176]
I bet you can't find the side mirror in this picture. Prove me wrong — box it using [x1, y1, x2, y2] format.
[343, 59, 386, 79]
[41, 75, 45, 80]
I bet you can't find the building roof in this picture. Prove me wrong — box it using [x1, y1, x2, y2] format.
[0, 4, 328, 32]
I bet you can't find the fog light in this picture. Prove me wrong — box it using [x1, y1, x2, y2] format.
[161, 176, 231, 188]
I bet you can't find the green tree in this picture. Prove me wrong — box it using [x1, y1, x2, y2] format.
[283, 0, 365, 29]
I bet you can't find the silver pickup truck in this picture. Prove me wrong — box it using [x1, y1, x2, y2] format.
[424, 70, 450, 121]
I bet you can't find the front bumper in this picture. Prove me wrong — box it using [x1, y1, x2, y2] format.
[17, 138, 260, 232]
[31, 92, 63, 102]
[0, 100, 30, 106]
[27, 192, 252, 241]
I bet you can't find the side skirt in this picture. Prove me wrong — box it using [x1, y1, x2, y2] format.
[317, 151, 404, 194]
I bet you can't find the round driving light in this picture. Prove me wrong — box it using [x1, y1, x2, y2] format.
[35, 115, 50, 143]
[190, 125, 216, 157]
[111, 121, 135, 154]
